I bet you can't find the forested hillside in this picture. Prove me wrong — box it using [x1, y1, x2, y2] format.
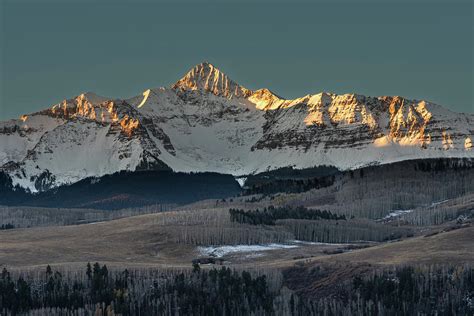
[1, 158, 472, 212]
[0, 171, 241, 209]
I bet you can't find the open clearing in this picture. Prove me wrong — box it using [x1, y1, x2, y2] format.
[0, 208, 472, 271]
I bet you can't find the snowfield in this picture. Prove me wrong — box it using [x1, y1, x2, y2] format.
[1, 62, 473, 191]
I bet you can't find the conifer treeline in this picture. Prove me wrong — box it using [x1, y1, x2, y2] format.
[227, 206, 409, 243]
[243, 175, 336, 195]
[229, 206, 345, 226]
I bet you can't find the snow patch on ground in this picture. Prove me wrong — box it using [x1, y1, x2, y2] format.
[196, 239, 351, 258]
[289, 240, 349, 246]
[431, 199, 449, 206]
[381, 209, 413, 221]
[380, 199, 451, 221]
[235, 177, 247, 187]
[197, 243, 299, 258]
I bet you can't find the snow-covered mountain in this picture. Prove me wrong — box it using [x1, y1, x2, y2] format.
[1, 62, 473, 192]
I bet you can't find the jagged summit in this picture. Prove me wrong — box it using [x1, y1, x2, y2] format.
[172, 62, 252, 98]
[78, 92, 109, 105]
[1, 62, 473, 192]
[248, 88, 284, 110]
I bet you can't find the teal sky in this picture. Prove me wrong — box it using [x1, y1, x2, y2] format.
[1, 0, 472, 120]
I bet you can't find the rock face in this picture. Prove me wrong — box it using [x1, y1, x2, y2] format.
[1, 62, 473, 191]
[173, 62, 252, 98]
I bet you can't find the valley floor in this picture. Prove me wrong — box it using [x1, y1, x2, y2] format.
[0, 206, 472, 271]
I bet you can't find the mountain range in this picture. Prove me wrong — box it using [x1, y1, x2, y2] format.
[1, 62, 473, 192]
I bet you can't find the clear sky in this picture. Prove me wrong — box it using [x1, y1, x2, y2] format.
[1, 0, 472, 120]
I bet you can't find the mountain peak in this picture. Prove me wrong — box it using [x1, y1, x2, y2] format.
[77, 92, 109, 105]
[172, 62, 252, 98]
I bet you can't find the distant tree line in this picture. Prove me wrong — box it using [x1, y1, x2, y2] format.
[229, 206, 345, 226]
[242, 158, 473, 197]
[414, 158, 474, 172]
[153, 208, 409, 246]
[285, 160, 474, 219]
[243, 176, 336, 196]
[280, 218, 413, 243]
[0, 204, 175, 229]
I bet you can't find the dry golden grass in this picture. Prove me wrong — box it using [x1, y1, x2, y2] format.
[0, 211, 340, 270]
[315, 225, 474, 266]
[0, 207, 471, 271]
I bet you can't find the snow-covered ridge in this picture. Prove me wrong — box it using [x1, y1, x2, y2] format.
[1, 62, 473, 191]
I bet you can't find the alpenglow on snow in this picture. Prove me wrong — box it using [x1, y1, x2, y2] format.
[1, 62, 473, 191]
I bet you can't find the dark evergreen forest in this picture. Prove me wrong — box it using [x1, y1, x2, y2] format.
[229, 206, 346, 225]
[1, 263, 472, 315]
[0, 171, 241, 210]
